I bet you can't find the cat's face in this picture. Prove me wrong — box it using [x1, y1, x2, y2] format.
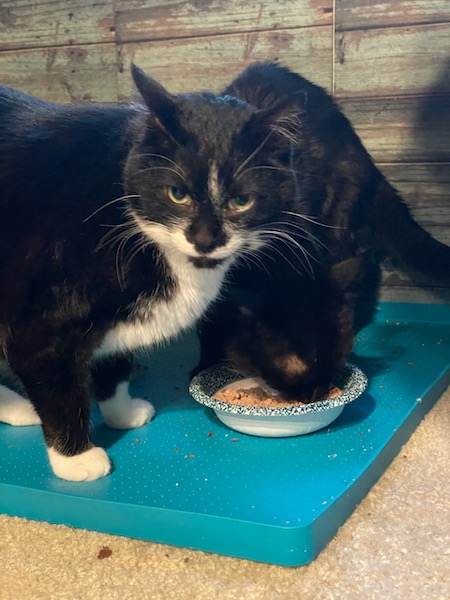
[124, 66, 301, 269]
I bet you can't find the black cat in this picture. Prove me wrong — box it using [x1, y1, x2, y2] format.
[194, 62, 450, 401]
[0, 65, 305, 480]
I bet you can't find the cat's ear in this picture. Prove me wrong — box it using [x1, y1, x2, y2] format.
[131, 64, 185, 143]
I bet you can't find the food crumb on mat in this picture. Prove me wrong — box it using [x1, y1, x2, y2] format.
[97, 546, 112, 559]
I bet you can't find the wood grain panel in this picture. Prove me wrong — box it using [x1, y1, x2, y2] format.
[379, 163, 450, 297]
[0, 0, 115, 50]
[339, 96, 450, 164]
[380, 164, 450, 241]
[117, 27, 333, 98]
[335, 24, 450, 98]
[336, 0, 450, 30]
[115, 0, 332, 42]
[0, 44, 118, 103]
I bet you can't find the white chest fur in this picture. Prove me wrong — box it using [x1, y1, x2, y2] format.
[95, 252, 230, 358]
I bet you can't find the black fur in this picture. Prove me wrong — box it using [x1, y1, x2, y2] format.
[0, 65, 312, 479]
[2, 62, 448, 480]
[194, 62, 450, 402]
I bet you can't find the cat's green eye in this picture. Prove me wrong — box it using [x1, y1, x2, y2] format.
[167, 186, 191, 205]
[228, 195, 255, 212]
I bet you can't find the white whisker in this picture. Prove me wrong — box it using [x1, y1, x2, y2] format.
[82, 195, 140, 222]
[236, 164, 306, 180]
[281, 210, 342, 230]
[135, 153, 187, 180]
[258, 229, 317, 277]
[131, 165, 188, 183]
[236, 247, 272, 277]
[263, 239, 310, 277]
[267, 220, 328, 251]
[96, 220, 137, 253]
[233, 132, 273, 179]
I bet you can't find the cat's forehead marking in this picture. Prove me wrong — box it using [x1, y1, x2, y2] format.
[208, 161, 222, 203]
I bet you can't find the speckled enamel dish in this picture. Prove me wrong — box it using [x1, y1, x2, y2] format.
[189, 363, 368, 437]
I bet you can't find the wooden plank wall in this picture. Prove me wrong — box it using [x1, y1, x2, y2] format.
[1, 0, 449, 302]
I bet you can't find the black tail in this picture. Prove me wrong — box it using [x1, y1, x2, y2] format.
[374, 178, 450, 283]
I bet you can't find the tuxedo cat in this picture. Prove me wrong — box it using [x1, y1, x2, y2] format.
[194, 62, 450, 401]
[0, 65, 303, 481]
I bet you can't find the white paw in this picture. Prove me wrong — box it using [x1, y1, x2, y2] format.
[103, 397, 155, 430]
[126, 397, 155, 428]
[47, 446, 111, 482]
[98, 382, 155, 429]
[0, 385, 41, 426]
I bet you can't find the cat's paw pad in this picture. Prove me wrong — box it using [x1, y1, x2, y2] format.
[0, 386, 41, 426]
[47, 446, 111, 482]
[103, 398, 155, 430]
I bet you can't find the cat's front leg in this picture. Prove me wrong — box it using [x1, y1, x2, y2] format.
[8, 345, 111, 482]
[92, 354, 155, 429]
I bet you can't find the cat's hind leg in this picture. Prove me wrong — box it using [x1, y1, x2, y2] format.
[92, 355, 155, 429]
[0, 384, 41, 426]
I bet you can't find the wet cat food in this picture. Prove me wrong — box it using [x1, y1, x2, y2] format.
[214, 386, 341, 407]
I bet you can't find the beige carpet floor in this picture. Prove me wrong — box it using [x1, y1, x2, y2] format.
[1, 387, 449, 600]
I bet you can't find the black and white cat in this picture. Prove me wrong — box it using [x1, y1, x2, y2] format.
[0, 65, 302, 481]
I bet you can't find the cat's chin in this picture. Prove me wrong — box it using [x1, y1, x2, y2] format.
[188, 256, 226, 269]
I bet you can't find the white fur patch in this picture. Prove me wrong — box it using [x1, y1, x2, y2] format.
[0, 384, 41, 426]
[98, 381, 155, 429]
[47, 446, 111, 481]
[208, 161, 221, 203]
[95, 220, 236, 357]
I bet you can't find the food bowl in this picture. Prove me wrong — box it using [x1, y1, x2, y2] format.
[189, 363, 368, 437]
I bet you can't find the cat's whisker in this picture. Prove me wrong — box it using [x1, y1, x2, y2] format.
[236, 164, 306, 180]
[94, 212, 145, 288]
[258, 227, 318, 258]
[274, 230, 319, 266]
[267, 220, 329, 252]
[252, 250, 277, 276]
[131, 165, 188, 183]
[115, 224, 149, 290]
[281, 210, 343, 230]
[258, 229, 317, 277]
[236, 247, 272, 277]
[96, 220, 137, 253]
[82, 195, 140, 223]
[122, 236, 153, 273]
[261, 239, 310, 277]
[235, 164, 290, 180]
[134, 152, 187, 180]
[233, 132, 273, 179]
[115, 235, 129, 291]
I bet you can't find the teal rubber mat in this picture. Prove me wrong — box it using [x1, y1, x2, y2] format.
[1, 303, 449, 566]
